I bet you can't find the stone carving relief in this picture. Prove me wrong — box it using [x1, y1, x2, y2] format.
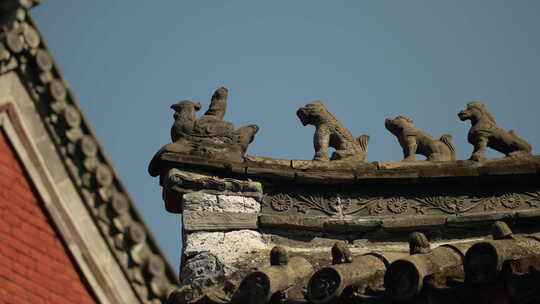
[385, 116, 456, 161]
[269, 193, 292, 212]
[459, 102, 532, 161]
[263, 190, 540, 217]
[181, 252, 225, 285]
[164, 168, 262, 199]
[297, 101, 369, 162]
[169, 87, 259, 161]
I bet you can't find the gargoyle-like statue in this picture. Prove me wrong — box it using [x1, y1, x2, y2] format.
[297, 101, 369, 161]
[458, 102, 532, 161]
[169, 87, 259, 159]
[385, 116, 456, 162]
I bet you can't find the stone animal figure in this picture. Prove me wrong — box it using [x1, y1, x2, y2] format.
[170, 87, 259, 157]
[385, 116, 456, 162]
[458, 102, 532, 161]
[297, 101, 369, 161]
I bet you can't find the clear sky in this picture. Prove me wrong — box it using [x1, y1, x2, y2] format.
[32, 1, 540, 271]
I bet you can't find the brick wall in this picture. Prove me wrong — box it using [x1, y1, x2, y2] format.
[0, 131, 98, 304]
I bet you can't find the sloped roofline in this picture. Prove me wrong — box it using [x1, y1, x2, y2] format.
[0, 1, 178, 302]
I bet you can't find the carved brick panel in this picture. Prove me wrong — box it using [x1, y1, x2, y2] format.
[262, 185, 540, 217]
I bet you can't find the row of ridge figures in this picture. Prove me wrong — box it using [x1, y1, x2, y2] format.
[168, 87, 533, 163]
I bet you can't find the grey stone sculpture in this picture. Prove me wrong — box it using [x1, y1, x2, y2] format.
[169, 87, 259, 159]
[297, 101, 369, 161]
[458, 102, 532, 161]
[385, 116, 456, 162]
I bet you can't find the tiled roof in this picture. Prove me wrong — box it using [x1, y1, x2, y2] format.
[170, 222, 540, 304]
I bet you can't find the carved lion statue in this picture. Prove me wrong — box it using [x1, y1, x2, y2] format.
[297, 101, 369, 161]
[385, 116, 455, 162]
[458, 102, 531, 161]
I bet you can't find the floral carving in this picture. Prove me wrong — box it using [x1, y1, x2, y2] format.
[484, 198, 499, 210]
[419, 196, 468, 214]
[295, 194, 328, 214]
[500, 193, 522, 209]
[387, 197, 409, 214]
[264, 188, 540, 217]
[270, 193, 292, 212]
[523, 191, 540, 207]
[369, 201, 385, 215]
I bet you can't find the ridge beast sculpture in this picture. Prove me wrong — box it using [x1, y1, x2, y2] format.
[458, 102, 532, 161]
[170, 87, 259, 154]
[385, 116, 456, 162]
[148, 87, 259, 177]
[297, 101, 369, 162]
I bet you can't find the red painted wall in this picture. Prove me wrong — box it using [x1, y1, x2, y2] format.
[0, 131, 98, 304]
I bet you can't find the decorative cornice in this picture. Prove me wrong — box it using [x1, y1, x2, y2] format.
[151, 145, 540, 183]
[0, 6, 178, 303]
[155, 149, 540, 235]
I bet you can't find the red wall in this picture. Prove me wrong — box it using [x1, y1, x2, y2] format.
[0, 132, 98, 304]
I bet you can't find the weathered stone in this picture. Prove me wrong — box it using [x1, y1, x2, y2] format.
[244, 155, 291, 169]
[376, 161, 448, 170]
[459, 102, 532, 161]
[183, 230, 268, 267]
[356, 168, 420, 180]
[264, 232, 344, 249]
[385, 116, 456, 162]
[156, 150, 234, 173]
[295, 170, 355, 184]
[164, 168, 262, 200]
[162, 188, 183, 213]
[259, 215, 325, 231]
[216, 195, 260, 213]
[446, 212, 513, 228]
[183, 211, 258, 232]
[180, 252, 225, 285]
[324, 219, 382, 233]
[245, 166, 295, 180]
[291, 159, 372, 171]
[182, 192, 260, 214]
[477, 160, 538, 176]
[182, 192, 218, 212]
[383, 216, 446, 233]
[419, 166, 479, 178]
[516, 209, 540, 224]
[297, 100, 369, 162]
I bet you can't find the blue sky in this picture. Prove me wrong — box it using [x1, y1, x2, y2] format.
[33, 1, 540, 271]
